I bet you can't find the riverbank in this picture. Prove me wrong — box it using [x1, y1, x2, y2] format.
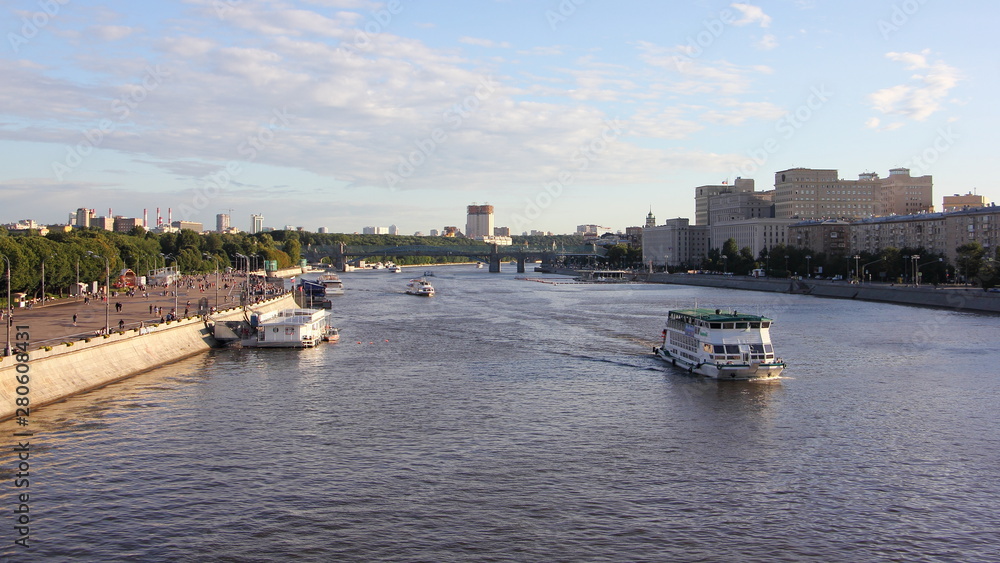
[0, 292, 296, 421]
[646, 273, 1000, 313]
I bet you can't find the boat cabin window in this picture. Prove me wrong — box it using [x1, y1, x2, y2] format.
[710, 323, 722, 329]
[725, 345, 739, 354]
[761, 322, 770, 328]
[714, 345, 725, 354]
[764, 344, 773, 353]
[750, 344, 765, 353]
[735, 322, 748, 329]
[750, 322, 761, 329]
[723, 323, 735, 329]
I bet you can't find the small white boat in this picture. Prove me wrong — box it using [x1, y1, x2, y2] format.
[653, 308, 785, 380]
[387, 265, 402, 273]
[476, 262, 484, 269]
[405, 278, 435, 297]
[322, 326, 340, 343]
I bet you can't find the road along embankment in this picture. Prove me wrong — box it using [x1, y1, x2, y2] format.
[645, 273, 1000, 313]
[0, 292, 295, 421]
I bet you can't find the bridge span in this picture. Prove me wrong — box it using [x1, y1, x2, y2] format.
[302, 243, 606, 273]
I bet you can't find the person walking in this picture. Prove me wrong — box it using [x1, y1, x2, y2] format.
[72, 313, 77, 326]
[118, 319, 125, 331]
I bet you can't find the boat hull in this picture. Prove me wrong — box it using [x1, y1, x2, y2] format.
[653, 346, 784, 380]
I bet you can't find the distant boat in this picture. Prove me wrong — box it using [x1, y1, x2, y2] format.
[423, 271, 435, 277]
[387, 265, 402, 273]
[476, 262, 484, 269]
[405, 278, 435, 297]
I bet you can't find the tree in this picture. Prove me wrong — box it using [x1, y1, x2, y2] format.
[956, 242, 986, 283]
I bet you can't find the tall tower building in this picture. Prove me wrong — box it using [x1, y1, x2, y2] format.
[877, 168, 933, 216]
[645, 209, 656, 228]
[251, 214, 264, 234]
[694, 178, 755, 225]
[466, 204, 494, 238]
[216, 213, 231, 233]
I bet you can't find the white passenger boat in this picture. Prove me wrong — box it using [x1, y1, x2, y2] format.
[405, 278, 435, 297]
[387, 265, 402, 273]
[653, 308, 785, 380]
[317, 273, 344, 296]
[244, 308, 330, 348]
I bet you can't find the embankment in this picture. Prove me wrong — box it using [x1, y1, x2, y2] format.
[0, 292, 296, 420]
[646, 273, 1000, 313]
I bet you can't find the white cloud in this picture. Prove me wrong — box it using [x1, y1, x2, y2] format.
[756, 34, 778, 50]
[88, 25, 138, 41]
[459, 37, 512, 49]
[731, 3, 772, 27]
[868, 50, 961, 122]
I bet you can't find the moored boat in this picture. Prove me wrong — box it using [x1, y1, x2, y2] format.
[405, 278, 435, 296]
[653, 308, 785, 380]
[243, 308, 330, 348]
[317, 273, 344, 296]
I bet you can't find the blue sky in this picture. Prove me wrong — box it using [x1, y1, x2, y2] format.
[0, 0, 993, 235]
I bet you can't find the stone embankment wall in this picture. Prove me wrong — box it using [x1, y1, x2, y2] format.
[645, 273, 1000, 313]
[0, 293, 295, 421]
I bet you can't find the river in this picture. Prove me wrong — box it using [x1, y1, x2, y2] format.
[3, 266, 999, 561]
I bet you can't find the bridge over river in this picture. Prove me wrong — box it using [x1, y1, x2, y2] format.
[302, 243, 606, 273]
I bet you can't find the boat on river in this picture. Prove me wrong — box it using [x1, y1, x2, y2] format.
[653, 308, 785, 380]
[317, 273, 344, 296]
[244, 308, 331, 348]
[405, 278, 435, 296]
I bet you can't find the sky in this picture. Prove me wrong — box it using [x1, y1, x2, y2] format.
[1, 0, 996, 235]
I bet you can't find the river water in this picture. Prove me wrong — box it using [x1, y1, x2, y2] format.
[3, 266, 999, 562]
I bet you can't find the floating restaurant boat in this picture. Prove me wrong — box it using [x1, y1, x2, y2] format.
[244, 308, 331, 348]
[405, 278, 435, 297]
[653, 308, 785, 380]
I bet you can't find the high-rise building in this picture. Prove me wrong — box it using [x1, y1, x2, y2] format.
[877, 168, 933, 216]
[251, 214, 264, 234]
[494, 226, 511, 236]
[216, 213, 230, 233]
[694, 178, 755, 226]
[466, 204, 494, 238]
[773, 167, 931, 221]
[642, 218, 710, 268]
[74, 208, 94, 228]
[113, 217, 142, 232]
[943, 192, 989, 212]
[645, 209, 656, 228]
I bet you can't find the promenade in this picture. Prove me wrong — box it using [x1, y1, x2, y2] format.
[2, 273, 286, 353]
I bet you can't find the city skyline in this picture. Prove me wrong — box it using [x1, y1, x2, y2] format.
[1, 1, 997, 234]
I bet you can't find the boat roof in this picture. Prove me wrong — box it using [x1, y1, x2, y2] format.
[669, 308, 773, 322]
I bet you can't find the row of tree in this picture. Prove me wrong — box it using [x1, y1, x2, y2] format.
[0, 228, 594, 302]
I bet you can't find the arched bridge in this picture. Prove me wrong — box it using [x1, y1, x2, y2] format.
[302, 243, 606, 273]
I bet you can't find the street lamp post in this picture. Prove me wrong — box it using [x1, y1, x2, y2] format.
[784, 255, 790, 277]
[86, 252, 110, 334]
[861, 258, 883, 285]
[853, 255, 861, 284]
[722, 255, 728, 274]
[903, 255, 910, 285]
[911, 255, 921, 286]
[41, 253, 56, 307]
[916, 257, 941, 287]
[805, 255, 812, 278]
[2, 255, 10, 357]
